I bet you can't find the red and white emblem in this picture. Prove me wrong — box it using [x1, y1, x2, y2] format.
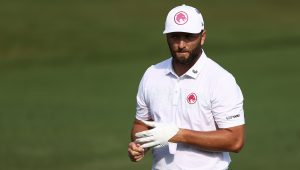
[174, 11, 188, 25]
[187, 93, 197, 104]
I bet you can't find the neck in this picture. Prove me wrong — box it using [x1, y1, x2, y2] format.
[172, 51, 202, 77]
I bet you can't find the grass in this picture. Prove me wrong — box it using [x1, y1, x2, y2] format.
[0, 0, 300, 169]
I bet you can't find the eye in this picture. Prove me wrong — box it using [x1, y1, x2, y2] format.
[186, 34, 198, 40]
[170, 34, 179, 39]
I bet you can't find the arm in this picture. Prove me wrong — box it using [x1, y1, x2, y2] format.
[170, 125, 245, 153]
[131, 119, 150, 141]
[128, 67, 153, 161]
[128, 119, 150, 162]
[136, 121, 245, 153]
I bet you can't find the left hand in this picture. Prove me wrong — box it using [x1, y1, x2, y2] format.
[135, 120, 179, 148]
[128, 142, 145, 162]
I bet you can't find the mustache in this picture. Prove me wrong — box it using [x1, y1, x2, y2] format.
[177, 49, 190, 53]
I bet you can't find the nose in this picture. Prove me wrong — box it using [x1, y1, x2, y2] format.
[178, 39, 186, 49]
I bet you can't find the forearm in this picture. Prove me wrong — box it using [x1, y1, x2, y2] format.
[170, 125, 245, 153]
[131, 119, 150, 141]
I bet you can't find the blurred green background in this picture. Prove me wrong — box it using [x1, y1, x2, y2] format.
[1, 0, 300, 169]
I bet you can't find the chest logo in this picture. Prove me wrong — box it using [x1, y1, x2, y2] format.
[187, 93, 197, 104]
[174, 11, 188, 25]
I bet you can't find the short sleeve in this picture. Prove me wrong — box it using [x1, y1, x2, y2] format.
[211, 74, 245, 128]
[135, 68, 151, 121]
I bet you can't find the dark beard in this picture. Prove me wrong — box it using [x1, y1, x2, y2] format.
[170, 43, 202, 66]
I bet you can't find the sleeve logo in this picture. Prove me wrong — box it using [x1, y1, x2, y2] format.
[226, 114, 240, 120]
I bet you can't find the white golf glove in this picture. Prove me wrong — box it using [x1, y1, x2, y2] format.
[135, 120, 179, 149]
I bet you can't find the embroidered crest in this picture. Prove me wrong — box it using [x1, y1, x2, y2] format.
[187, 93, 197, 104]
[174, 11, 188, 25]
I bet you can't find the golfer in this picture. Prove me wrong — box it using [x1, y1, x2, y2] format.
[128, 4, 245, 170]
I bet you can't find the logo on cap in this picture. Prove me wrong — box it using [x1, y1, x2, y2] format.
[187, 93, 197, 104]
[174, 11, 188, 25]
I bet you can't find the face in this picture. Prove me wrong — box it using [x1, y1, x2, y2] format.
[166, 31, 206, 65]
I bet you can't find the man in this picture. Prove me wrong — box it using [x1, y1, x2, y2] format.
[128, 4, 245, 170]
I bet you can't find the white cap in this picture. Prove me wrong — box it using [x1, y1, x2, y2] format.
[163, 4, 204, 34]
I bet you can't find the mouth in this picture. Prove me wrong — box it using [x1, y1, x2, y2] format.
[177, 49, 189, 53]
[176, 51, 189, 56]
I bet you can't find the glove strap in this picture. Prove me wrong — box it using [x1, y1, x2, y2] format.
[168, 142, 177, 154]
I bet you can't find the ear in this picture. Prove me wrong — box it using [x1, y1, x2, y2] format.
[200, 30, 207, 46]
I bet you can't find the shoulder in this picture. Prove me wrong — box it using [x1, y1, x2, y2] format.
[143, 58, 172, 78]
[205, 56, 235, 82]
[204, 56, 243, 99]
[138, 58, 172, 93]
[202, 55, 240, 96]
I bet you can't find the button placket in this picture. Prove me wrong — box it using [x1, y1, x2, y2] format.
[172, 78, 181, 105]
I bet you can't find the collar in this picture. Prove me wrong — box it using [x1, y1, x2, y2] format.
[165, 50, 208, 79]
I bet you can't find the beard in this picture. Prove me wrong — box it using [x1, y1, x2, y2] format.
[169, 43, 202, 66]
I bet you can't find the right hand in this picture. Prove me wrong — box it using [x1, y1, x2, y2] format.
[135, 120, 179, 148]
[127, 142, 145, 162]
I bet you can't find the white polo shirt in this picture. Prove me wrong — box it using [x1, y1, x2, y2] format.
[136, 51, 245, 170]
